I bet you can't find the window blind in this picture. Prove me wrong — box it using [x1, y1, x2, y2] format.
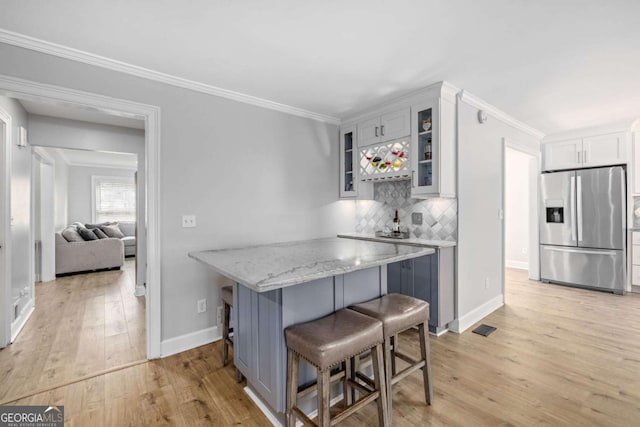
[94, 176, 136, 223]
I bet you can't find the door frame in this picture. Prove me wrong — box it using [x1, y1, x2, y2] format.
[502, 137, 541, 300]
[32, 147, 56, 283]
[0, 106, 11, 348]
[0, 74, 162, 358]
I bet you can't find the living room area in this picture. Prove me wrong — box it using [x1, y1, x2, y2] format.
[0, 95, 148, 405]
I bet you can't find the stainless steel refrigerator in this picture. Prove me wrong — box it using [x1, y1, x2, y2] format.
[540, 166, 626, 294]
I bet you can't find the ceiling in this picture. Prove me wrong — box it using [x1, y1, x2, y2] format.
[52, 147, 138, 170]
[2, 1, 640, 134]
[19, 99, 145, 130]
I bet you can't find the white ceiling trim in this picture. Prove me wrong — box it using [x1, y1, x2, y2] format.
[0, 28, 341, 125]
[65, 160, 137, 171]
[458, 90, 545, 139]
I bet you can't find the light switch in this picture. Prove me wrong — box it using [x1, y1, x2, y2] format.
[182, 215, 196, 228]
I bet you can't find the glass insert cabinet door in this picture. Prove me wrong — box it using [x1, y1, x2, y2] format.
[340, 125, 357, 198]
[411, 103, 440, 196]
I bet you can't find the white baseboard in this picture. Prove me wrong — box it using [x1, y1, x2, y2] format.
[11, 300, 35, 342]
[133, 284, 146, 297]
[244, 385, 344, 427]
[505, 260, 529, 270]
[160, 326, 221, 357]
[449, 294, 504, 334]
[244, 386, 283, 427]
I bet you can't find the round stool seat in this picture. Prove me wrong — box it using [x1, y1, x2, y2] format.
[221, 286, 233, 307]
[285, 309, 383, 371]
[349, 293, 429, 338]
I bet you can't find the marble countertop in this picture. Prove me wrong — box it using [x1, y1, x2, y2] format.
[337, 232, 457, 248]
[189, 237, 435, 292]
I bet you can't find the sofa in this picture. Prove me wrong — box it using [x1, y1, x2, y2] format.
[55, 221, 136, 275]
[55, 233, 124, 275]
[118, 221, 137, 257]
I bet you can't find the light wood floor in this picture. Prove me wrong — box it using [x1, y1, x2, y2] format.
[4, 268, 640, 426]
[0, 259, 145, 405]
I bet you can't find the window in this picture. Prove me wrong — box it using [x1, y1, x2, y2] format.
[92, 176, 136, 223]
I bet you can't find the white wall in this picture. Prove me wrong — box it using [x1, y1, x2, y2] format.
[67, 165, 135, 224]
[456, 99, 540, 331]
[0, 96, 32, 326]
[0, 43, 355, 343]
[505, 148, 530, 270]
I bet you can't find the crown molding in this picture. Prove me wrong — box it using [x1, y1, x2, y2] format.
[543, 118, 638, 142]
[458, 90, 545, 139]
[0, 29, 340, 125]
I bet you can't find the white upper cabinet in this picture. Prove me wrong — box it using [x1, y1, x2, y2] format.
[358, 117, 382, 146]
[380, 108, 411, 142]
[542, 132, 626, 171]
[582, 133, 625, 167]
[542, 138, 582, 171]
[357, 108, 410, 147]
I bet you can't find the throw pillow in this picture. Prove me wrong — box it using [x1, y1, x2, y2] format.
[78, 226, 98, 241]
[62, 226, 84, 242]
[93, 228, 108, 239]
[101, 223, 125, 239]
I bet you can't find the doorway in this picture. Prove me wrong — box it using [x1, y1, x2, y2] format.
[502, 139, 540, 298]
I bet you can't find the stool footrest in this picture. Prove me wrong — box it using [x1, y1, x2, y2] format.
[297, 370, 346, 399]
[394, 350, 417, 366]
[391, 360, 426, 385]
[347, 378, 374, 396]
[292, 407, 315, 426]
[354, 371, 375, 388]
[332, 390, 380, 425]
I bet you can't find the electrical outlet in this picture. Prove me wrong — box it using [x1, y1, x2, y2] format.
[182, 215, 196, 228]
[484, 277, 490, 289]
[412, 212, 423, 225]
[217, 306, 223, 324]
[522, 247, 528, 254]
[197, 299, 206, 313]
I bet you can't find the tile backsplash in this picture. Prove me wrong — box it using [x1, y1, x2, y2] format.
[355, 180, 457, 241]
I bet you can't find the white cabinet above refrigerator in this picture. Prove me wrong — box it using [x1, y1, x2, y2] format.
[542, 132, 626, 171]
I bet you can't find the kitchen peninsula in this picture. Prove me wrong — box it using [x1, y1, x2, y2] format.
[189, 237, 435, 422]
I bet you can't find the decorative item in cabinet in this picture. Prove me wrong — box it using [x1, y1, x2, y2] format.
[416, 108, 434, 187]
[359, 139, 410, 180]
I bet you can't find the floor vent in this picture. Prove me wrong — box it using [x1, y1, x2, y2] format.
[472, 324, 497, 337]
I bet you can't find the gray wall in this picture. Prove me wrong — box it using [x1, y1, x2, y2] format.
[0, 96, 31, 319]
[0, 43, 355, 342]
[457, 100, 540, 321]
[67, 165, 135, 224]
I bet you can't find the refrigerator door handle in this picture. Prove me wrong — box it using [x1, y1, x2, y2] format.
[577, 175, 583, 242]
[570, 176, 576, 242]
[542, 246, 614, 256]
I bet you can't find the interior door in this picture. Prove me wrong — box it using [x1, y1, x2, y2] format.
[539, 171, 577, 247]
[577, 167, 625, 250]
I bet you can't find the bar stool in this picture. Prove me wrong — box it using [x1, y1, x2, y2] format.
[285, 309, 389, 427]
[349, 294, 432, 423]
[220, 285, 244, 383]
